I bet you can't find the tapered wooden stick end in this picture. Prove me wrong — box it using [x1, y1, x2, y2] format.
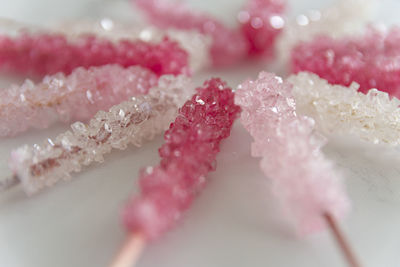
[110, 232, 146, 267]
[324, 213, 361, 267]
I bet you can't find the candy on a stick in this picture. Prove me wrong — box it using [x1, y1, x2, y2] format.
[6, 75, 193, 195]
[288, 72, 400, 146]
[111, 78, 240, 267]
[0, 31, 189, 76]
[235, 71, 350, 234]
[53, 19, 212, 73]
[291, 26, 400, 97]
[0, 65, 158, 137]
[277, 0, 375, 70]
[235, 72, 358, 267]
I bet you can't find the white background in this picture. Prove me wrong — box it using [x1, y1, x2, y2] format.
[1, 0, 400, 266]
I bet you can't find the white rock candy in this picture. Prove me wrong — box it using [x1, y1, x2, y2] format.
[288, 72, 400, 146]
[9, 75, 193, 195]
[0, 65, 158, 137]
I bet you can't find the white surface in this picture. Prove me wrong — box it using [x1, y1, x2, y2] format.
[1, 1, 400, 267]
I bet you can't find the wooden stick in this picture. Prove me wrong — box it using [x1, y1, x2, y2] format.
[0, 175, 19, 192]
[324, 213, 361, 267]
[110, 233, 146, 267]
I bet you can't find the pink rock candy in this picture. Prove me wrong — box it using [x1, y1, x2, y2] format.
[235, 72, 350, 234]
[0, 65, 158, 137]
[238, 0, 285, 56]
[134, 0, 248, 66]
[291, 27, 400, 97]
[123, 78, 240, 240]
[0, 32, 189, 76]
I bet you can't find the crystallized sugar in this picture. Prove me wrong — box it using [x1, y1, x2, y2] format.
[53, 19, 212, 73]
[291, 26, 400, 97]
[134, 0, 248, 66]
[288, 72, 400, 146]
[277, 0, 375, 69]
[238, 0, 285, 57]
[9, 75, 193, 195]
[0, 32, 189, 76]
[134, 0, 286, 65]
[0, 65, 158, 137]
[123, 78, 240, 240]
[235, 72, 350, 235]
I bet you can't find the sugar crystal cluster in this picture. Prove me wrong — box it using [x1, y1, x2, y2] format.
[238, 0, 286, 57]
[9, 75, 193, 195]
[53, 19, 212, 73]
[291, 26, 400, 97]
[0, 32, 189, 76]
[0, 65, 158, 137]
[123, 78, 240, 240]
[235, 72, 350, 234]
[134, 0, 249, 66]
[289, 72, 400, 146]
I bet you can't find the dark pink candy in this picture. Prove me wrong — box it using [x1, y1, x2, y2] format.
[239, 0, 286, 57]
[123, 78, 240, 240]
[291, 27, 400, 97]
[0, 33, 189, 76]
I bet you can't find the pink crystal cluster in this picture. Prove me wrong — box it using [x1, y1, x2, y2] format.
[0, 32, 189, 76]
[239, 0, 285, 56]
[134, 0, 248, 66]
[0, 65, 158, 137]
[134, 0, 285, 66]
[291, 27, 400, 97]
[123, 78, 240, 240]
[235, 72, 350, 234]
[9, 75, 193, 195]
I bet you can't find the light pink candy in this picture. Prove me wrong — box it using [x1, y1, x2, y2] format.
[0, 65, 158, 136]
[235, 72, 350, 235]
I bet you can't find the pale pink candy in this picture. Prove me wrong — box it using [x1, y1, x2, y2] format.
[9, 75, 193, 195]
[235, 71, 350, 235]
[0, 65, 158, 137]
[134, 0, 248, 66]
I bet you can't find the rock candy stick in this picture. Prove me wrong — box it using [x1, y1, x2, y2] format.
[0, 65, 158, 137]
[6, 75, 193, 195]
[291, 26, 400, 97]
[111, 78, 240, 267]
[288, 72, 400, 146]
[235, 72, 358, 267]
[0, 31, 189, 76]
[53, 19, 212, 73]
[277, 0, 376, 70]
